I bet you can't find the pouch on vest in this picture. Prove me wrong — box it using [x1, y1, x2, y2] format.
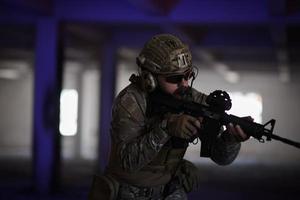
[175, 160, 201, 193]
[88, 174, 120, 200]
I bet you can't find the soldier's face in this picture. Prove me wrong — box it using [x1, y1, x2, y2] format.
[157, 75, 189, 95]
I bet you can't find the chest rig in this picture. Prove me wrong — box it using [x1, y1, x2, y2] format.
[143, 89, 192, 175]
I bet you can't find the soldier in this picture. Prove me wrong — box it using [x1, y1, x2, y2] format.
[89, 34, 251, 200]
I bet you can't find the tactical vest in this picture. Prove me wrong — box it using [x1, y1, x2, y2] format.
[106, 77, 206, 187]
[141, 137, 188, 175]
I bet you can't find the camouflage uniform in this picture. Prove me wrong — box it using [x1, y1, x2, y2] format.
[98, 34, 241, 200]
[105, 81, 241, 199]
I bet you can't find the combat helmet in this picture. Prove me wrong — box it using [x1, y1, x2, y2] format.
[136, 34, 193, 91]
[137, 34, 192, 75]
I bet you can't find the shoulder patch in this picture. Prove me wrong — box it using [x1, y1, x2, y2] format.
[119, 92, 145, 123]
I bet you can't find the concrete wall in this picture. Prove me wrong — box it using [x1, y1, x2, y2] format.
[0, 72, 33, 157]
[79, 68, 99, 160]
[61, 62, 100, 160]
[0, 61, 101, 161]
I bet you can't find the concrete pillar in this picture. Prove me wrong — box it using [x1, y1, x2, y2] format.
[33, 18, 63, 194]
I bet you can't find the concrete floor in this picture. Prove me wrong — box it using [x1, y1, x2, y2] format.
[0, 158, 299, 200]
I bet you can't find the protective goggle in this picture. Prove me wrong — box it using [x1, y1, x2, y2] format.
[164, 69, 195, 84]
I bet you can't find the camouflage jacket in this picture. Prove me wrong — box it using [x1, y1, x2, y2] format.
[106, 81, 241, 187]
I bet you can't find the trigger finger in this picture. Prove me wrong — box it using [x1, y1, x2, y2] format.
[236, 125, 249, 140]
[186, 123, 198, 135]
[226, 123, 236, 135]
[198, 117, 204, 123]
[182, 127, 193, 138]
[193, 120, 201, 129]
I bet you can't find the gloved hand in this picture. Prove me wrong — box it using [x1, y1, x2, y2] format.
[166, 113, 202, 140]
[226, 116, 254, 142]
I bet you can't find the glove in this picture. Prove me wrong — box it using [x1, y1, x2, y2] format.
[166, 113, 201, 140]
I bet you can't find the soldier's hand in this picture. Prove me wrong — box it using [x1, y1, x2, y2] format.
[226, 116, 254, 142]
[167, 114, 201, 139]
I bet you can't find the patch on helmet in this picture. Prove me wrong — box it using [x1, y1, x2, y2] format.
[177, 53, 189, 68]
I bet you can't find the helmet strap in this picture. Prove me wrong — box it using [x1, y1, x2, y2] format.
[190, 67, 198, 88]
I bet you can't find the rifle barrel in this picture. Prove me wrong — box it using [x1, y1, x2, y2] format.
[271, 134, 300, 149]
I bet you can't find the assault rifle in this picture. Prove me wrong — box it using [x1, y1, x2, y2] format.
[149, 90, 300, 157]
